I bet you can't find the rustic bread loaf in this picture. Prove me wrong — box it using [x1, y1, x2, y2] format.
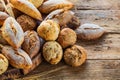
[22, 30, 40, 58]
[75, 23, 105, 40]
[1, 17, 24, 49]
[39, 0, 73, 14]
[2, 46, 32, 69]
[10, 0, 42, 20]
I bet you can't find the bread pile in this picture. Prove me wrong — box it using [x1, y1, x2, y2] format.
[0, 0, 105, 75]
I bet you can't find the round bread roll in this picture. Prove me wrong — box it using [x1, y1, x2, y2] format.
[0, 54, 8, 75]
[22, 30, 40, 58]
[57, 28, 77, 48]
[37, 20, 60, 41]
[17, 15, 37, 32]
[43, 41, 63, 64]
[64, 45, 87, 67]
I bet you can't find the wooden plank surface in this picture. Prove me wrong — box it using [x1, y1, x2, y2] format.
[19, 60, 120, 80]
[75, 0, 120, 10]
[17, 0, 120, 79]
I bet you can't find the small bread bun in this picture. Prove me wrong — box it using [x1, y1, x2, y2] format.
[37, 20, 60, 41]
[43, 41, 63, 64]
[57, 28, 77, 48]
[64, 45, 87, 67]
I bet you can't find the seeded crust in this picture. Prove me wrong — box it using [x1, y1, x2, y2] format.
[43, 41, 63, 64]
[64, 45, 87, 67]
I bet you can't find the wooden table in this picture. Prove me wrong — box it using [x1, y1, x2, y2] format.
[19, 0, 120, 80]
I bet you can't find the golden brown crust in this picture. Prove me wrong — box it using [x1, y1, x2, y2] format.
[17, 15, 37, 32]
[57, 28, 77, 48]
[2, 46, 32, 69]
[0, 12, 9, 26]
[28, 0, 44, 8]
[64, 45, 87, 67]
[22, 30, 40, 58]
[43, 41, 63, 64]
[37, 20, 60, 41]
[1, 17, 24, 49]
[39, 0, 74, 14]
[0, 31, 8, 45]
[0, 54, 8, 75]
[22, 53, 42, 75]
[10, 0, 42, 20]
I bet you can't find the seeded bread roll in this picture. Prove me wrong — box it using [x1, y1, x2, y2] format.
[0, 54, 8, 75]
[64, 45, 87, 67]
[2, 46, 32, 69]
[17, 15, 37, 32]
[39, 0, 73, 14]
[22, 30, 40, 58]
[43, 41, 63, 64]
[57, 28, 77, 48]
[37, 20, 60, 41]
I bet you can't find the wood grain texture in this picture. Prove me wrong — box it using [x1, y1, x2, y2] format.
[19, 60, 120, 80]
[75, 0, 120, 10]
[1, 0, 120, 79]
[75, 10, 120, 33]
[77, 34, 120, 59]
